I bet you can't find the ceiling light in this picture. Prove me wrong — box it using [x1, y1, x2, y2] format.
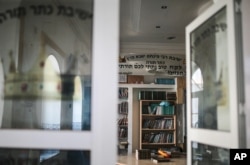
[161, 6, 167, 9]
[167, 36, 176, 40]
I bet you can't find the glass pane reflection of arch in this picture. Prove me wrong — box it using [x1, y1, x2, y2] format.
[0, 0, 93, 132]
[72, 76, 83, 130]
[191, 62, 203, 128]
[190, 7, 230, 131]
[42, 55, 61, 130]
[44, 55, 85, 130]
[192, 67, 203, 92]
[47, 55, 60, 73]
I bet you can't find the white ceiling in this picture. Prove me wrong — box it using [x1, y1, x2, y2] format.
[119, 0, 213, 44]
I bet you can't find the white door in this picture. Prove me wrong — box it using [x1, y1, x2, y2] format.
[186, 0, 246, 164]
[0, 0, 119, 165]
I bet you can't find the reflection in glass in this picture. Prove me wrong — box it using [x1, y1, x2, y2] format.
[41, 55, 61, 130]
[0, 0, 93, 130]
[0, 60, 4, 128]
[190, 7, 230, 131]
[0, 148, 90, 165]
[192, 141, 229, 165]
[192, 98, 199, 127]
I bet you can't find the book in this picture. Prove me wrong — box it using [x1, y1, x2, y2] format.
[135, 149, 151, 160]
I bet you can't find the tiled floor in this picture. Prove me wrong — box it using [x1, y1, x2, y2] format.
[117, 153, 187, 165]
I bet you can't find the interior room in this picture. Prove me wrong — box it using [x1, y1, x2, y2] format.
[117, 0, 250, 164]
[0, 0, 250, 165]
[116, 0, 212, 164]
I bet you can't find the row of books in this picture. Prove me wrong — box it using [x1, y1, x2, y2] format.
[119, 88, 128, 99]
[142, 132, 174, 143]
[155, 105, 175, 115]
[166, 92, 177, 100]
[118, 127, 127, 138]
[142, 118, 174, 129]
[142, 105, 175, 115]
[118, 101, 128, 114]
[139, 91, 177, 100]
[139, 91, 166, 100]
[117, 116, 128, 126]
[135, 149, 151, 160]
[155, 78, 175, 85]
[118, 88, 128, 155]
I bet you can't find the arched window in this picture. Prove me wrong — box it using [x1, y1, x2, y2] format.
[46, 55, 60, 73]
[42, 55, 83, 130]
[191, 62, 204, 127]
[41, 55, 61, 130]
[192, 63, 203, 92]
[72, 76, 83, 130]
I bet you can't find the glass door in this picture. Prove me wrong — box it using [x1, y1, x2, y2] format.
[186, 0, 245, 164]
[0, 0, 119, 165]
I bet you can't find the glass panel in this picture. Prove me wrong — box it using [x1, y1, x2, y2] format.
[0, 0, 93, 130]
[192, 141, 229, 165]
[0, 148, 90, 165]
[190, 7, 230, 131]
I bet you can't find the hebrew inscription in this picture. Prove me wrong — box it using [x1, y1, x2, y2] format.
[0, 5, 92, 24]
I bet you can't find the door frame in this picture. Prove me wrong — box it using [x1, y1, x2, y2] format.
[0, 0, 120, 165]
[186, 0, 245, 164]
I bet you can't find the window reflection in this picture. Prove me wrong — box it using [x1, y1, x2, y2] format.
[0, 0, 93, 131]
[72, 76, 83, 130]
[192, 98, 199, 128]
[192, 67, 203, 92]
[0, 148, 90, 165]
[190, 7, 229, 131]
[42, 55, 61, 130]
[192, 141, 229, 165]
[191, 63, 203, 128]
[0, 60, 4, 128]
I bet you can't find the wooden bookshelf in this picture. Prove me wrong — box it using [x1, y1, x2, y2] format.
[118, 83, 177, 154]
[118, 87, 129, 155]
[139, 100, 176, 150]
